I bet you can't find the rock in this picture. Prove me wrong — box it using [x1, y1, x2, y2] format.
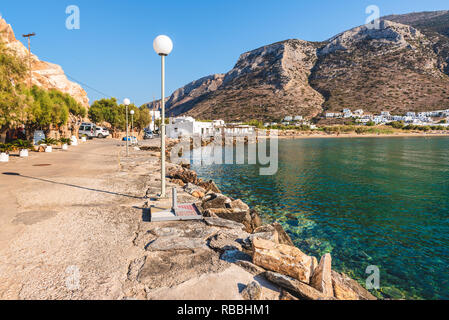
[235, 260, 266, 276]
[146, 236, 206, 251]
[221, 249, 252, 263]
[191, 190, 205, 199]
[251, 225, 279, 243]
[197, 180, 221, 194]
[171, 179, 186, 187]
[280, 290, 300, 300]
[272, 223, 294, 246]
[241, 281, 262, 300]
[208, 231, 243, 253]
[331, 271, 377, 300]
[250, 209, 263, 230]
[168, 167, 198, 185]
[204, 217, 246, 230]
[184, 182, 205, 195]
[252, 238, 313, 283]
[229, 199, 250, 212]
[310, 253, 334, 297]
[205, 208, 253, 233]
[0, 17, 90, 107]
[202, 193, 232, 210]
[264, 271, 325, 300]
[311, 256, 318, 275]
[127, 256, 146, 281]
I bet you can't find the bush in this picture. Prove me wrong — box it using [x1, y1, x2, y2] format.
[12, 139, 33, 149]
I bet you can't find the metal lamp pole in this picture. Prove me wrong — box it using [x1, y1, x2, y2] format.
[160, 54, 167, 198]
[154, 35, 173, 199]
[123, 98, 130, 157]
[130, 110, 135, 144]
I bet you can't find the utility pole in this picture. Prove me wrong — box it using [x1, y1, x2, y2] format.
[22, 33, 36, 88]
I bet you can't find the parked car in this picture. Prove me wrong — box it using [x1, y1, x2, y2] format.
[33, 130, 45, 146]
[144, 131, 154, 140]
[122, 136, 138, 144]
[78, 123, 96, 139]
[95, 127, 110, 138]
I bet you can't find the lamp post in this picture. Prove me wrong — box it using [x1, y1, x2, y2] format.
[130, 109, 135, 143]
[153, 35, 173, 198]
[123, 98, 130, 157]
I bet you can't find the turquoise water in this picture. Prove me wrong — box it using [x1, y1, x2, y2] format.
[190, 137, 449, 300]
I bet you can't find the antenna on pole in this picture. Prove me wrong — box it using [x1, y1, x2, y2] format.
[22, 33, 36, 88]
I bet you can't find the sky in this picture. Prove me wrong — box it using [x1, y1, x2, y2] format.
[1, 0, 448, 106]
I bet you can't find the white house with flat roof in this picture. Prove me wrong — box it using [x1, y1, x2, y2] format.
[166, 117, 216, 138]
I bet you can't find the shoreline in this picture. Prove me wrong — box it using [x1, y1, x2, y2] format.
[166, 144, 379, 300]
[274, 132, 449, 140]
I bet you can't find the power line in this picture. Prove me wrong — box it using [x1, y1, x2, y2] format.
[65, 74, 113, 98]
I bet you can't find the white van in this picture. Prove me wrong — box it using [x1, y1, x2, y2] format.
[95, 127, 110, 138]
[79, 123, 96, 139]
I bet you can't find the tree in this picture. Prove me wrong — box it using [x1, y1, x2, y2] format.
[0, 42, 27, 128]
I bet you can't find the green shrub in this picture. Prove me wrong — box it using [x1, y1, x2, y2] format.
[12, 139, 33, 149]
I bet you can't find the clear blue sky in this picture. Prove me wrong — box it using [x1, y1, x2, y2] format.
[1, 0, 448, 106]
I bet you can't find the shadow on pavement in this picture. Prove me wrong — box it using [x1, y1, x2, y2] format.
[2, 172, 143, 200]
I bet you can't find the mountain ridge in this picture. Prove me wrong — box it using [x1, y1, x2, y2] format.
[148, 11, 449, 121]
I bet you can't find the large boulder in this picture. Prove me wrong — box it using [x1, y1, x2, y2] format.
[204, 217, 246, 230]
[310, 253, 334, 297]
[272, 223, 294, 246]
[264, 271, 326, 300]
[331, 271, 377, 300]
[202, 193, 232, 210]
[252, 238, 313, 283]
[205, 208, 253, 233]
[208, 229, 249, 253]
[168, 167, 198, 185]
[249, 209, 263, 230]
[197, 180, 221, 194]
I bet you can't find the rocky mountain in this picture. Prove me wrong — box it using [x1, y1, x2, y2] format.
[148, 11, 449, 122]
[0, 16, 90, 108]
[310, 19, 449, 115]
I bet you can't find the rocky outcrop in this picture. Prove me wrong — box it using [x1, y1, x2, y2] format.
[0, 16, 90, 108]
[148, 40, 325, 121]
[332, 271, 377, 300]
[264, 271, 326, 300]
[310, 253, 333, 297]
[252, 238, 313, 283]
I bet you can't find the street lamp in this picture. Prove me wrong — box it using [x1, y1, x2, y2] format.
[123, 98, 130, 157]
[153, 35, 173, 198]
[130, 109, 135, 142]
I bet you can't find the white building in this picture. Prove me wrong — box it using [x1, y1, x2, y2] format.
[147, 110, 161, 131]
[166, 117, 216, 139]
[294, 116, 303, 121]
[283, 116, 293, 122]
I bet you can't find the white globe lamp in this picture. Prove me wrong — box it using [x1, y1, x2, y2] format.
[153, 35, 173, 56]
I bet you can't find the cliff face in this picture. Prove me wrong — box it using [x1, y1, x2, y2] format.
[149, 11, 449, 121]
[165, 40, 325, 121]
[0, 17, 90, 108]
[311, 19, 449, 114]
